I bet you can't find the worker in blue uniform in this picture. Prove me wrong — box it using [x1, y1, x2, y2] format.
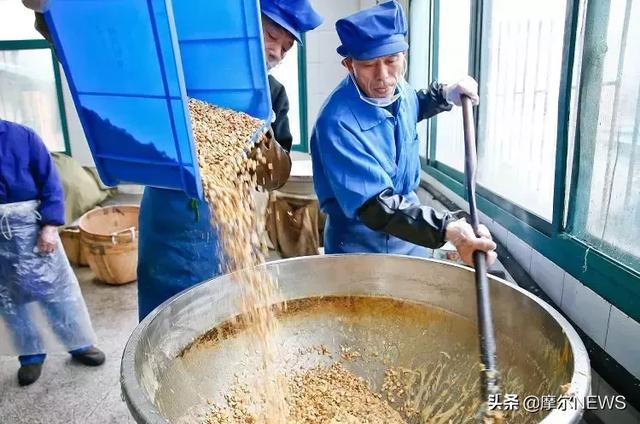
[0, 120, 105, 386]
[311, 1, 497, 265]
[135, 0, 323, 320]
[21, 0, 323, 320]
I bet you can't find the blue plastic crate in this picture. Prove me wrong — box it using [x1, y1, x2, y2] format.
[44, 0, 271, 199]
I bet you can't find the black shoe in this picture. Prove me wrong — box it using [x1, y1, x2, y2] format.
[18, 363, 43, 386]
[71, 346, 105, 366]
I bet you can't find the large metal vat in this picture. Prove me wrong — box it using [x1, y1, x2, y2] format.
[121, 255, 590, 423]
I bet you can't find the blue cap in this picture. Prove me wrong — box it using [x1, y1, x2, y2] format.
[336, 1, 409, 60]
[260, 0, 323, 44]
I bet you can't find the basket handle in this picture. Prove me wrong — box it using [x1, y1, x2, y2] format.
[61, 226, 80, 234]
[111, 226, 136, 245]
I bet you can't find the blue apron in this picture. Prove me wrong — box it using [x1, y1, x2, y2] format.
[137, 188, 221, 320]
[311, 77, 428, 257]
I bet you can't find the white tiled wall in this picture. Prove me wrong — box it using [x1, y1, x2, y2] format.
[488, 215, 509, 246]
[506, 232, 534, 274]
[605, 307, 640, 379]
[305, 0, 359, 131]
[421, 172, 640, 382]
[530, 249, 565, 306]
[305, 0, 407, 133]
[562, 273, 611, 349]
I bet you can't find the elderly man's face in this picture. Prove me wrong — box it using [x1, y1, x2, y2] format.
[262, 16, 295, 70]
[344, 52, 406, 98]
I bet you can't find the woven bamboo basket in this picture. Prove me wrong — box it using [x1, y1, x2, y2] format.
[60, 227, 90, 266]
[79, 205, 139, 285]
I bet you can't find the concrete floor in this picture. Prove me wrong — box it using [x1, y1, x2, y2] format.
[0, 266, 138, 423]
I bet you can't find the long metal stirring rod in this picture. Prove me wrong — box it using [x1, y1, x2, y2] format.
[460, 95, 502, 410]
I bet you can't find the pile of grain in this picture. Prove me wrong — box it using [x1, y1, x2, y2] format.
[287, 363, 405, 423]
[189, 98, 287, 422]
[204, 363, 405, 424]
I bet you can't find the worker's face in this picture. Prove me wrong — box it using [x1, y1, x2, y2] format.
[262, 15, 295, 70]
[344, 52, 406, 98]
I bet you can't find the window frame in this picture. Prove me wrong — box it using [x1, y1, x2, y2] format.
[292, 34, 309, 153]
[418, 0, 640, 322]
[0, 38, 71, 155]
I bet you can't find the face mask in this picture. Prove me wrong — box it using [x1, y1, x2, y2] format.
[349, 73, 402, 107]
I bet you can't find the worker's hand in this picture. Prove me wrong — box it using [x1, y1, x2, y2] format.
[443, 76, 479, 106]
[445, 218, 496, 266]
[37, 225, 58, 254]
[250, 128, 292, 191]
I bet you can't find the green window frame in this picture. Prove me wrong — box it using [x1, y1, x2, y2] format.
[293, 34, 310, 153]
[420, 0, 640, 322]
[0, 38, 71, 155]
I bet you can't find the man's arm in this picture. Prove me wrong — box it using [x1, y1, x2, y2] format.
[358, 188, 456, 248]
[28, 130, 65, 227]
[268, 75, 293, 152]
[358, 190, 497, 265]
[27, 129, 65, 254]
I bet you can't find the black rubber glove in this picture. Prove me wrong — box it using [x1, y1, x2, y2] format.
[250, 128, 291, 192]
[416, 82, 453, 121]
[358, 188, 458, 249]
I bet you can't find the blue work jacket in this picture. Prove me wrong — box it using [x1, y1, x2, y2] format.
[0, 120, 64, 226]
[310, 77, 450, 256]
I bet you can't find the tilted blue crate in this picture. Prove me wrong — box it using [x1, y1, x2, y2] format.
[44, 0, 271, 199]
